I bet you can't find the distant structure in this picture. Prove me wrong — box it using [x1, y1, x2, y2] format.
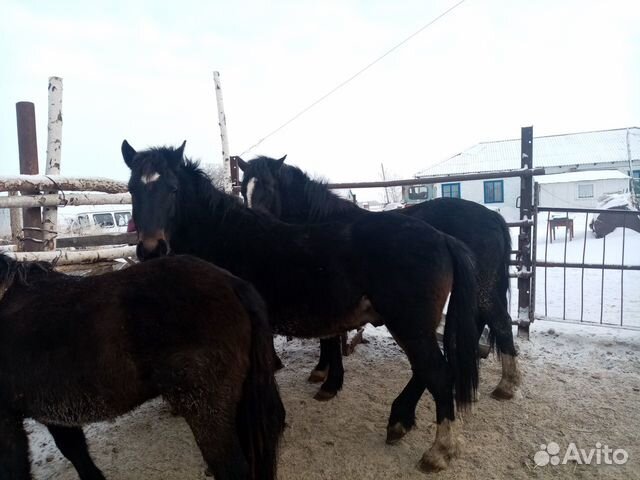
[406, 127, 640, 220]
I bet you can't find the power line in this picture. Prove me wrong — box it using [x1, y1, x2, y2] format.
[239, 0, 467, 156]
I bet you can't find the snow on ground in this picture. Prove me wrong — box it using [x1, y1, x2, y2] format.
[28, 320, 640, 479]
[509, 215, 640, 328]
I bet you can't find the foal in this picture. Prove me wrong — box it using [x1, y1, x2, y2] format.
[0, 254, 284, 480]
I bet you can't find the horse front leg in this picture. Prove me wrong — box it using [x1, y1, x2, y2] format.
[0, 409, 30, 480]
[308, 337, 332, 383]
[314, 336, 344, 401]
[46, 425, 106, 480]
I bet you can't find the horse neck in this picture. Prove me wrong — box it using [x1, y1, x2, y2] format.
[280, 172, 361, 223]
[176, 171, 264, 265]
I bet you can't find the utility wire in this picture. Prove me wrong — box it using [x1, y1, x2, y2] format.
[240, 0, 467, 156]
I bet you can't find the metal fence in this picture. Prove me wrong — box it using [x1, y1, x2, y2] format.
[533, 205, 640, 329]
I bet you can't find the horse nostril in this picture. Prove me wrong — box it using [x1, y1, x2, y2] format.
[157, 239, 170, 256]
[136, 242, 147, 260]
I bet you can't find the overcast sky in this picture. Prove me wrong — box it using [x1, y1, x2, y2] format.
[1, 0, 638, 199]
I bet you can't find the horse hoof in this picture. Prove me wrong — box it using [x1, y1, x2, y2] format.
[418, 453, 449, 473]
[314, 388, 337, 401]
[491, 383, 515, 400]
[386, 423, 408, 445]
[308, 368, 329, 383]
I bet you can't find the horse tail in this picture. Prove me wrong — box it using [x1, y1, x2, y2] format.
[498, 213, 512, 308]
[233, 279, 285, 480]
[443, 235, 479, 410]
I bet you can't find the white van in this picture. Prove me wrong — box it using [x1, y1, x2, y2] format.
[59, 205, 132, 235]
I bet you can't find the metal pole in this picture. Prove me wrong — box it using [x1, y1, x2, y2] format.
[381, 163, 390, 203]
[213, 71, 233, 193]
[517, 126, 534, 338]
[43, 76, 63, 250]
[16, 101, 42, 252]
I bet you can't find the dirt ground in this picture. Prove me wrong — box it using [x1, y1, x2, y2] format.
[29, 320, 640, 479]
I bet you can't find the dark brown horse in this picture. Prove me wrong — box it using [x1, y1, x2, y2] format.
[0, 254, 284, 480]
[122, 141, 480, 472]
[238, 155, 520, 400]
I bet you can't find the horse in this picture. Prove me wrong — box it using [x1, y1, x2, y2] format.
[237, 155, 520, 400]
[122, 140, 480, 472]
[0, 254, 284, 480]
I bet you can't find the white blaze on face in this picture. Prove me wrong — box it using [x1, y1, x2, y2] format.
[246, 177, 257, 208]
[141, 172, 161, 184]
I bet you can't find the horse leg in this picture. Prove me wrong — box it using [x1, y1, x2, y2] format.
[0, 409, 30, 480]
[484, 299, 521, 400]
[314, 336, 344, 401]
[167, 371, 248, 480]
[308, 338, 333, 383]
[46, 425, 105, 480]
[386, 334, 460, 473]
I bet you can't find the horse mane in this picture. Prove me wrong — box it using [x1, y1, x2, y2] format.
[267, 159, 360, 222]
[0, 255, 56, 290]
[181, 158, 246, 217]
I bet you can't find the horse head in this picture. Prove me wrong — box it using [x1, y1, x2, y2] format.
[122, 140, 186, 260]
[238, 155, 287, 215]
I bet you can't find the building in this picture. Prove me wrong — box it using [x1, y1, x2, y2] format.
[537, 170, 631, 209]
[406, 127, 640, 220]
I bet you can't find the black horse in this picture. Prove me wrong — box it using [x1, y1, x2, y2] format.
[122, 141, 479, 472]
[0, 254, 284, 480]
[238, 155, 520, 400]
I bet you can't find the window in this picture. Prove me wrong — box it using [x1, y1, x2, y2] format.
[441, 183, 461, 198]
[484, 180, 504, 203]
[114, 212, 131, 227]
[633, 170, 640, 193]
[93, 213, 115, 228]
[76, 215, 90, 227]
[408, 185, 430, 201]
[577, 183, 594, 199]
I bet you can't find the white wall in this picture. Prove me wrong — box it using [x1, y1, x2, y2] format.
[434, 177, 521, 221]
[538, 178, 630, 209]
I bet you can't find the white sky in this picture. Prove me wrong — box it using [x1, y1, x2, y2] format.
[1, 0, 638, 200]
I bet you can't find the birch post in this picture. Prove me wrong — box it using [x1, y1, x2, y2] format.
[213, 71, 233, 193]
[43, 76, 63, 250]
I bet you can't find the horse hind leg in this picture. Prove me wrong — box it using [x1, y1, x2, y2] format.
[0, 409, 30, 480]
[314, 337, 344, 401]
[46, 425, 105, 480]
[166, 376, 248, 479]
[483, 299, 521, 400]
[386, 333, 461, 473]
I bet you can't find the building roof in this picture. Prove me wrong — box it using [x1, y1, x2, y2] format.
[416, 127, 640, 178]
[536, 170, 630, 185]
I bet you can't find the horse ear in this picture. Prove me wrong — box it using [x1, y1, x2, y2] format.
[121, 140, 137, 169]
[235, 156, 248, 171]
[175, 140, 187, 162]
[275, 155, 287, 170]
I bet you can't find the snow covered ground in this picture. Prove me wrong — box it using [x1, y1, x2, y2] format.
[27, 320, 639, 479]
[509, 213, 640, 328]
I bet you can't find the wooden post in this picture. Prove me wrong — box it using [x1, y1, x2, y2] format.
[16, 102, 42, 252]
[43, 76, 63, 250]
[8, 191, 23, 249]
[517, 126, 534, 338]
[213, 71, 234, 193]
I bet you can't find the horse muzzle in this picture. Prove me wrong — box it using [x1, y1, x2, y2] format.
[137, 232, 171, 260]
